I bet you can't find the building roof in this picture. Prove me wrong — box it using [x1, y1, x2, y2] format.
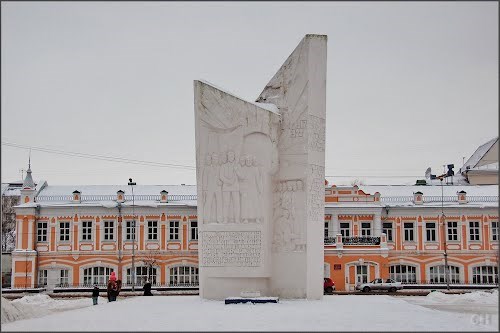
[36, 184, 197, 197]
[460, 136, 498, 172]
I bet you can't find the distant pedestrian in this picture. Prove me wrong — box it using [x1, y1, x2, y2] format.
[92, 285, 99, 305]
[107, 272, 118, 302]
[143, 280, 153, 296]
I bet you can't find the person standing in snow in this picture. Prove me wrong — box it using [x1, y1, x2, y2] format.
[92, 285, 99, 305]
[107, 272, 118, 302]
[143, 280, 153, 296]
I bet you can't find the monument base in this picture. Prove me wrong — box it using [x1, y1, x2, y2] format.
[225, 297, 279, 305]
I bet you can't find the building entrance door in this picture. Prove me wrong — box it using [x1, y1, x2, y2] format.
[356, 265, 369, 285]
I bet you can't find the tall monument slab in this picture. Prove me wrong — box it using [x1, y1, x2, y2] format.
[194, 34, 327, 300]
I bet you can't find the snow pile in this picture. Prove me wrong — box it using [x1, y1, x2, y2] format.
[426, 290, 498, 305]
[1, 294, 106, 324]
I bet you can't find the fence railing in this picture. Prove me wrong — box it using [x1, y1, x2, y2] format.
[343, 236, 380, 245]
[324, 237, 336, 245]
[35, 194, 198, 203]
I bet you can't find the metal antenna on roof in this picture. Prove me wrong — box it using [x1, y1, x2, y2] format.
[28, 148, 31, 169]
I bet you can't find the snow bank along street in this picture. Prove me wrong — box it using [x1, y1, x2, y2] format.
[1, 291, 498, 331]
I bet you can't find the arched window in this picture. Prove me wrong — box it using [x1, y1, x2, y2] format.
[126, 266, 158, 285]
[389, 265, 417, 283]
[429, 265, 460, 283]
[169, 266, 199, 286]
[83, 267, 114, 286]
[472, 266, 498, 284]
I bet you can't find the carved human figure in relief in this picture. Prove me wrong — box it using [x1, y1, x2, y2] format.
[220, 150, 240, 223]
[202, 154, 211, 219]
[205, 152, 222, 223]
[249, 155, 263, 222]
[236, 155, 250, 223]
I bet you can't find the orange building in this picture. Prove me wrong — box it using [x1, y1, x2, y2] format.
[11, 166, 498, 291]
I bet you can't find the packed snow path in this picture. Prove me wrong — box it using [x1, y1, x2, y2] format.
[2, 293, 498, 331]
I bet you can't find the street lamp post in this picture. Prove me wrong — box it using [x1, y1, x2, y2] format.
[439, 177, 451, 291]
[128, 178, 137, 292]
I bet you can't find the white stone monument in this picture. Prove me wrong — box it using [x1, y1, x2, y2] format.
[194, 34, 326, 300]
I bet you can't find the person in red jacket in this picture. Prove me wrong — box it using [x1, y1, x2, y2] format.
[107, 272, 118, 302]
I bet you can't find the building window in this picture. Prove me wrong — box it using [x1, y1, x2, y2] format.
[83, 267, 114, 286]
[340, 222, 350, 239]
[59, 222, 70, 241]
[472, 266, 498, 284]
[125, 221, 136, 240]
[324, 222, 329, 238]
[169, 221, 179, 240]
[447, 221, 459, 241]
[382, 222, 393, 242]
[429, 265, 460, 284]
[59, 269, 69, 286]
[37, 221, 48, 242]
[126, 266, 157, 285]
[389, 265, 417, 283]
[492, 221, 499, 241]
[360, 222, 371, 237]
[169, 266, 199, 286]
[469, 221, 480, 241]
[191, 221, 198, 241]
[147, 221, 158, 240]
[404, 222, 414, 242]
[38, 269, 48, 286]
[103, 221, 114, 241]
[426, 222, 436, 242]
[82, 221, 92, 241]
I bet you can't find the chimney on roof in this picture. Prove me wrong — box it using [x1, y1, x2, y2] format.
[73, 190, 81, 203]
[160, 190, 168, 203]
[413, 191, 423, 205]
[117, 190, 125, 203]
[457, 190, 467, 204]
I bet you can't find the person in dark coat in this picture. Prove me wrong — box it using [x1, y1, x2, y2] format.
[143, 280, 153, 296]
[107, 272, 118, 302]
[92, 285, 99, 305]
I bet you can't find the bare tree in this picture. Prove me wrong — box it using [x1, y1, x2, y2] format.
[138, 250, 161, 284]
[2, 195, 18, 252]
[350, 178, 365, 187]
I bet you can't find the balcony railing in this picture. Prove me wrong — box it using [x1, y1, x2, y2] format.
[343, 236, 380, 245]
[324, 237, 336, 245]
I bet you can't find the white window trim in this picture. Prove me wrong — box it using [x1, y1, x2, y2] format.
[79, 263, 117, 285]
[339, 222, 351, 238]
[467, 220, 482, 243]
[403, 222, 416, 243]
[146, 220, 159, 241]
[382, 222, 394, 243]
[490, 221, 499, 242]
[446, 221, 461, 242]
[123, 220, 138, 242]
[80, 220, 94, 242]
[360, 222, 372, 237]
[166, 264, 199, 286]
[102, 220, 116, 242]
[168, 220, 181, 241]
[389, 264, 419, 283]
[36, 221, 49, 243]
[424, 222, 438, 243]
[190, 220, 198, 241]
[468, 262, 499, 284]
[425, 261, 465, 284]
[57, 220, 72, 243]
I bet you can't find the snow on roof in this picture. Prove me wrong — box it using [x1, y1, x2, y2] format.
[356, 184, 498, 197]
[461, 137, 498, 172]
[36, 184, 197, 197]
[469, 162, 499, 172]
[197, 80, 280, 115]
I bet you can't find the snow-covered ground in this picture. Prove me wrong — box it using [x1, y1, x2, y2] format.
[1, 291, 498, 331]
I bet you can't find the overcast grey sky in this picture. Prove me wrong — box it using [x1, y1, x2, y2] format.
[1, 1, 498, 186]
